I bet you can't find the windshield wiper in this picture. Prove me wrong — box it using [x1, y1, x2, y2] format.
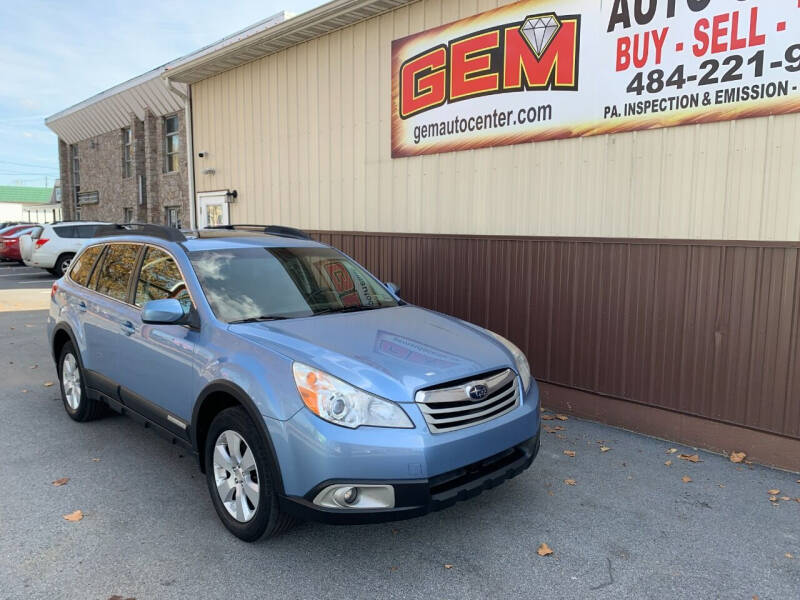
[229, 315, 290, 324]
[313, 305, 384, 316]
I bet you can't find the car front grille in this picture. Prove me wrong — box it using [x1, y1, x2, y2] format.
[415, 369, 520, 433]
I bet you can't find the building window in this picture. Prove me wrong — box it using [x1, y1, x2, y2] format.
[123, 207, 134, 223]
[165, 206, 181, 229]
[164, 116, 180, 173]
[122, 128, 132, 178]
[70, 144, 80, 208]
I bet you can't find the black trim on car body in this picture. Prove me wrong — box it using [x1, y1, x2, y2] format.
[277, 433, 540, 525]
[191, 380, 287, 496]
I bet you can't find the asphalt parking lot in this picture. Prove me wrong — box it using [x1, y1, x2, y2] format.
[0, 267, 798, 600]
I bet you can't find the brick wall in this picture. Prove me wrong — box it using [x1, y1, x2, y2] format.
[58, 111, 189, 226]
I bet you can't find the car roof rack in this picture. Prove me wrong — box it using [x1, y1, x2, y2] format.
[95, 223, 187, 242]
[206, 224, 313, 240]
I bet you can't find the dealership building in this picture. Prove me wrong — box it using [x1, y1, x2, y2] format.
[47, 0, 800, 469]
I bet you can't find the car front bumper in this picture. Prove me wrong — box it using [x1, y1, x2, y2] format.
[278, 432, 540, 524]
[268, 378, 541, 524]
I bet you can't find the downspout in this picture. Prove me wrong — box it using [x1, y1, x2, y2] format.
[164, 77, 197, 230]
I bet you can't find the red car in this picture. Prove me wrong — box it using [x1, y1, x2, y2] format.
[0, 225, 38, 262]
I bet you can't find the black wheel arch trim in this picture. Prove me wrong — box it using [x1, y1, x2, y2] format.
[192, 380, 286, 495]
[51, 322, 80, 364]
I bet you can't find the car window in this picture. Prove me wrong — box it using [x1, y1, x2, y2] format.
[95, 244, 141, 303]
[75, 224, 100, 238]
[134, 247, 191, 310]
[87, 247, 106, 289]
[69, 245, 103, 287]
[189, 246, 398, 322]
[53, 225, 76, 238]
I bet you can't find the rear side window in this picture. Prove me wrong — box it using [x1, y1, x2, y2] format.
[53, 225, 76, 238]
[68, 245, 103, 286]
[134, 247, 191, 309]
[95, 244, 140, 303]
[75, 224, 100, 238]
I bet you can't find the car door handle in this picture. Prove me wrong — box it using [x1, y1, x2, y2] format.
[76, 301, 87, 312]
[119, 321, 136, 336]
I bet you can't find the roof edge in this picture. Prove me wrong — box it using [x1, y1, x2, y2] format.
[163, 0, 413, 84]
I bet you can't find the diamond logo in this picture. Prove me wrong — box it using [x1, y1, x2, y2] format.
[520, 13, 562, 59]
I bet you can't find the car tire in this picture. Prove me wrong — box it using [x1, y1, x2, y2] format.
[204, 407, 296, 542]
[58, 341, 104, 422]
[53, 253, 75, 278]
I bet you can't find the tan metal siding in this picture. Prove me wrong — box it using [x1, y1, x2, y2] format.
[191, 0, 800, 241]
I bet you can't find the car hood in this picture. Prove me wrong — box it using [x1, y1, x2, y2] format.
[228, 306, 514, 402]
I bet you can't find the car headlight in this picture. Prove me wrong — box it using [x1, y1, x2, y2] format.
[485, 330, 532, 392]
[292, 363, 414, 429]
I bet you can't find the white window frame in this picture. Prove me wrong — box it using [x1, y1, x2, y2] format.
[122, 127, 133, 178]
[164, 115, 179, 173]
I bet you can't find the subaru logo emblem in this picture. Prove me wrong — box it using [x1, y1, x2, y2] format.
[466, 383, 489, 401]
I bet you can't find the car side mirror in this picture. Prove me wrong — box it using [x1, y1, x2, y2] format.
[385, 281, 400, 295]
[142, 299, 191, 325]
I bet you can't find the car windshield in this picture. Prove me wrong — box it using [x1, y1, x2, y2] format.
[189, 246, 398, 323]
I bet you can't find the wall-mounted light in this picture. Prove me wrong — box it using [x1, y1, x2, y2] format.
[225, 189, 238, 203]
[197, 151, 209, 158]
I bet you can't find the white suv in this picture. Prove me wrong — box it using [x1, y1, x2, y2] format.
[21, 222, 110, 277]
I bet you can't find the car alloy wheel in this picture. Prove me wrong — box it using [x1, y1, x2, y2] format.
[61, 353, 82, 410]
[212, 430, 260, 522]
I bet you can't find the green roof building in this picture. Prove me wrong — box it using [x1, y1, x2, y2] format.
[0, 184, 62, 223]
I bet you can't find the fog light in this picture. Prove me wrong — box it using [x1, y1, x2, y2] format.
[313, 484, 395, 509]
[342, 487, 359, 505]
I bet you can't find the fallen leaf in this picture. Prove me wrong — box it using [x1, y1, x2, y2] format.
[682, 476, 692, 483]
[390, 566, 398, 572]
[563, 450, 576, 457]
[781, 496, 791, 501]
[541, 414, 554, 420]
[666, 448, 678, 454]
[91, 458, 100, 462]
[444, 564, 453, 569]
[547, 490, 554, 496]
[768, 496, 778, 502]
[600, 446, 611, 453]
[553, 426, 564, 431]
[555, 414, 569, 421]
[29, 364, 37, 369]
[537, 543, 553, 557]
[52, 477, 69, 487]
[564, 479, 576, 486]
[665, 460, 673, 466]
[786, 553, 794, 559]
[62, 510, 83, 522]
[729, 451, 746, 463]
[767, 489, 780, 495]
[43, 382, 54, 387]
[679, 454, 702, 463]
[796, 498, 800, 503]
[21, 389, 27, 394]
[719, 484, 725, 488]
[544, 426, 558, 434]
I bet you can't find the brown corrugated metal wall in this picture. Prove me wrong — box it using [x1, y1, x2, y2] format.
[314, 232, 800, 442]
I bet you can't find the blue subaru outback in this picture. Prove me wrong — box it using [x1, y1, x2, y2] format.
[48, 224, 541, 541]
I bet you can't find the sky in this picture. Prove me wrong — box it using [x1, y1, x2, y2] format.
[0, 0, 324, 188]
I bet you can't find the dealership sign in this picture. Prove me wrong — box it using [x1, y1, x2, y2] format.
[391, 0, 800, 157]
